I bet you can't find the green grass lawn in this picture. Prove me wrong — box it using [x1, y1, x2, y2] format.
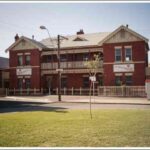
[0, 109, 150, 147]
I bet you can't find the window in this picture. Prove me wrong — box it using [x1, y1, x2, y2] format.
[115, 48, 121, 62]
[83, 53, 89, 61]
[47, 55, 52, 62]
[18, 55, 23, 66]
[60, 55, 67, 62]
[83, 77, 89, 88]
[61, 77, 67, 88]
[18, 78, 23, 89]
[25, 55, 30, 65]
[25, 79, 31, 89]
[125, 76, 132, 86]
[125, 48, 132, 61]
[115, 76, 122, 86]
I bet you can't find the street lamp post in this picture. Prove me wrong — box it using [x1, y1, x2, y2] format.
[40, 26, 68, 102]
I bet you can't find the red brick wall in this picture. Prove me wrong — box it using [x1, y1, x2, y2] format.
[9, 49, 41, 89]
[103, 41, 147, 86]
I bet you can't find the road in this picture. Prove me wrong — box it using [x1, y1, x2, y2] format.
[0, 100, 150, 113]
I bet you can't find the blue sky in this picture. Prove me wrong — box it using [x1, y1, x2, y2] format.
[0, 3, 150, 62]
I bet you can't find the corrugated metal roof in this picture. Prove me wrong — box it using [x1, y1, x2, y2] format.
[40, 32, 110, 48]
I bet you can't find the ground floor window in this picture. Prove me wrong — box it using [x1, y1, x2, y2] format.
[115, 76, 122, 86]
[18, 78, 23, 89]
[25, 78, 31, 89]
[83, 77, 89, 88]
[61, 77, 67, 88]
[125, 76, 132, 86]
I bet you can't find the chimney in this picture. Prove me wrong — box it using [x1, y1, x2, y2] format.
[126, 24, 129, 28]
[14, 34, 19, 42]
[77, 29, 84, 35]
[32, 35, 34, 40]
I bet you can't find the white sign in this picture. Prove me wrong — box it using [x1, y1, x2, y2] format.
[89, 76, 96, 82]
[56, 69, 63, 72]
[113, 64, 134, 72]
[17, 68, 32, 76]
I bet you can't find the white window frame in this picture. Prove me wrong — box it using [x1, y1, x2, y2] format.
[125, 46, 132, 62]
[115, 47, 122, 62]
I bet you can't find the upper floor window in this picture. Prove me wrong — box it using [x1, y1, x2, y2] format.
[18, 55, 23, 66]
[47, 55, 52, 62]
[125, 48, 132, 61]
[60, 55, 67, 62]
[83, 53, 89, 61]
[25, 55, 30, 65]
[115, 48, 122, 62]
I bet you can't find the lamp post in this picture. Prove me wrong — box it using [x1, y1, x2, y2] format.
[40, 26, 68, 101]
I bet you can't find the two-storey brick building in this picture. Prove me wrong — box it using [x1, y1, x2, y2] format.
[5, 25, 149, 94]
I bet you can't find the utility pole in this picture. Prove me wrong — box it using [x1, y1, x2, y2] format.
[57, 35, 61, 101]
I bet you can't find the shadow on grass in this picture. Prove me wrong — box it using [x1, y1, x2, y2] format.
[0, 100, 68, 113]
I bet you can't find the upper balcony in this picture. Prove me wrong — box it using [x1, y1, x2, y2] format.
[41, 61, 103, 70]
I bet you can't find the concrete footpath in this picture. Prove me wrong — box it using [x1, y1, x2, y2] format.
[1, 95, 150, 105]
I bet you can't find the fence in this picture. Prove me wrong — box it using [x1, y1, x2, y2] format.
[98, 86, 146, 97]
[5, 86, 146, 97]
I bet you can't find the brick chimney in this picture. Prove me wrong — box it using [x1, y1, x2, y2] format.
[14, 34, 19, 42]
[77, 29, 84, 35]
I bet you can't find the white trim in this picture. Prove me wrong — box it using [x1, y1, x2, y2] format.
[17, 53, 23, 56]
[125, 73, 133, 76]
[24, 76, 31, 78]
[115, 73, 123, 76]
[25, 53, 31, 55]
[18, 76, 23, 78]
[104, 61, 145, 65]
[124, 45, 132, 48]
[114, 46, 122, 49]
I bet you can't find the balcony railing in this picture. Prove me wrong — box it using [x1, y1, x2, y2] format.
[41, 61, 103, 70]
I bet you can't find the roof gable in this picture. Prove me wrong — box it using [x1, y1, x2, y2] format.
[99, 25, 149, 45]
[73, 36, 88, 41]
[5, 36, 47, 52]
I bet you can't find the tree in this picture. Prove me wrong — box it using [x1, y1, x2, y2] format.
[84, 54, 102, 119]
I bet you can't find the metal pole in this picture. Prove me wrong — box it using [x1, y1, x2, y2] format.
[58, 35, 61, 101]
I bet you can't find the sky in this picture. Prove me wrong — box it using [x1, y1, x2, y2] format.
[0, 2, 150, 62]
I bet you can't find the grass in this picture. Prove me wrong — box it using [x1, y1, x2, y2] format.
[0, 109, 150, 147]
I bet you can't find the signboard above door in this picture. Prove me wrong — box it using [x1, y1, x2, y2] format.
[16, 68, 32, 76]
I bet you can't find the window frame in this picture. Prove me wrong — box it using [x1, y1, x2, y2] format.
[25, 55, 31, 66]
[125, 47, 132, 62]
[18, 55, 23, 66]
[115, 48, 122, 62]
[83, 76, 89, 88]
[115, 76, 122, 86]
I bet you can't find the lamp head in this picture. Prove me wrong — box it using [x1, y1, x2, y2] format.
[40, 25, 47, 30]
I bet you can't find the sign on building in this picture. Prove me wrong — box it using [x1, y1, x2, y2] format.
[89, 76, 96, 82]
[113, 64, 134, 72]
[16, 68, 32, 76]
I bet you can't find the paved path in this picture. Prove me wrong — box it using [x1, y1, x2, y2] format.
[2, 95, 150, 105]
